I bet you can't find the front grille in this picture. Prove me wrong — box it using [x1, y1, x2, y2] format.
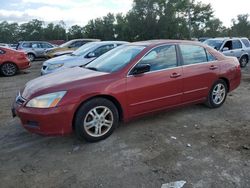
[16, 92, 26, 105]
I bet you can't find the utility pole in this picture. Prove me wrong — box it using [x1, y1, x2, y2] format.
[188, 0, 192, 39]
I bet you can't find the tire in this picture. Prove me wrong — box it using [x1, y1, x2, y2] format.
[239, 56, 248, 68]
[74, 98, 119, 142]
[0, 63, 18, 76]
[27, 53, 35, 62]
[206, 79, 228, 108]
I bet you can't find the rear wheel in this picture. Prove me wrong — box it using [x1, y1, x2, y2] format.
[0, 63, 18, 76]
[239, 56, 248, 68]
[27, 53, 35, 62]
[74, 98, 119, 142]
[206, 79, 228, 108]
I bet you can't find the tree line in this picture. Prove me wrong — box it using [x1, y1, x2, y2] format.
[0, 0, 250, 43]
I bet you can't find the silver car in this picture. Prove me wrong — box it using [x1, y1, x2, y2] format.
[41, 41, 128, 75]
[204, 37, 250, 67]
[16, 41, 56, 61]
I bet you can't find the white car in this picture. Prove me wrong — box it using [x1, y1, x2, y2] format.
[41, 41, 128, 75]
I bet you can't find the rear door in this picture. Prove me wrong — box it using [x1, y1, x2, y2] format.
[126, 44, 183, 117]
[179, 44, 219, 103]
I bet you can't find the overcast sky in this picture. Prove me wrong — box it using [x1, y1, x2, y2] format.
[0, 0, 249, 27]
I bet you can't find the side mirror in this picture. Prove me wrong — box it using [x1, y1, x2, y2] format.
[87, 52, 96, 58]
[131, 64, 151, 75]
[222, 47, 229, 52]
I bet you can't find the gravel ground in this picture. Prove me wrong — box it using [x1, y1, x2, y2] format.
[0, 61, 249, 188]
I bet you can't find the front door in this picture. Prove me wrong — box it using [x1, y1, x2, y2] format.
[126, 44, 183, 117]
[222, 39, 243, 59]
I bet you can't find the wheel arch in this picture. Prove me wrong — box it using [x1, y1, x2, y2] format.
[72, 94, 124, 130]
[27, 52, 36, 57]
[218, 77, 230, 92]
[0, 61, 19, 70]
[239, 53, 249, 60]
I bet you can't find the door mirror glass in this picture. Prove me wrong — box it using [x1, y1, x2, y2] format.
[131, 64, 151, 75]
[222, 47, 229, 52]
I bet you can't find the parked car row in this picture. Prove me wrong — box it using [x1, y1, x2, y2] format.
[41, 41, 128, 75]
[12, 40, 241, 142]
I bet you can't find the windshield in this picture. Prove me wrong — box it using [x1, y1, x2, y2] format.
[204, 39, 223, 50]
[85, 45, 145, 73]
[72, 42, 97, 56]
[59, 41, 73, 48]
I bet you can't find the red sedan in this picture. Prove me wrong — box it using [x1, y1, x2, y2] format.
[0, 47, 30, 76]
[12, 40, 241, 142]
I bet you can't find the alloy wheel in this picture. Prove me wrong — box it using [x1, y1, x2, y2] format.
[83, 106, 114, 137]
[212, 83, 226, 105]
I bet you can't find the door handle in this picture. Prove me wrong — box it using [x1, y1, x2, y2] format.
[210, 65, 218, 70]
[170, 73, 181, 78]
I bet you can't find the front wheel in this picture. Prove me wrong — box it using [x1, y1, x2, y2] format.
[74, 98, 119, 142]
[206, 80, 228, 108]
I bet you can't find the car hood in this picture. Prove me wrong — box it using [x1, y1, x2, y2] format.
[22, 67, 108, 99]
[43, 55, 94, 67]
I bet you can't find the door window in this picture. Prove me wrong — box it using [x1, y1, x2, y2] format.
[32, 43, 42, 48]
[137, 45, 177, 72]
[180, 45, 207, 65]
[22, 42, 32, 48]
[41, 43, 53, 48]
[70, 41, 86, 48]
[232, 40, 242, 49]
[223, 40, 233, 50]
[93, 44, 115, 57]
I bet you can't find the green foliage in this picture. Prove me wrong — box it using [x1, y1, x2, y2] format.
[0, 1, 249, 43]
[230, 14, 250, 38]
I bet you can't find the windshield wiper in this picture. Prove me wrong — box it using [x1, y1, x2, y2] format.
[86, 67, 98, 71]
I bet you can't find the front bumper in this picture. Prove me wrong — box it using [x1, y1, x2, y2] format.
[12, 99, 76, 136]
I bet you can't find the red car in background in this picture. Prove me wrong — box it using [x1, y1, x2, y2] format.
[12, 40, 241, 142]
[0, 47, 30, 76]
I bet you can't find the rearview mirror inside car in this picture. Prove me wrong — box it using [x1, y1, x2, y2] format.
[131, 64, 151, 75]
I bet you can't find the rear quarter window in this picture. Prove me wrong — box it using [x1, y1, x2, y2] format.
[22, 42, 32, 48]
[206, 50, 217, 61]
[241, 39, 250, 47]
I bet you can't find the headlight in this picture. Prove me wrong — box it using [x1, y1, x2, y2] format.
[26, 91, 66, 108]
[47, 63, 64, 71]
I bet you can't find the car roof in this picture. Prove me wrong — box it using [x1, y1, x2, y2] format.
[129, 39, 204, 48]
[19, 41, 51, 43]
[90, 41, 128, 45]
[69, 39, 101, 42]
[206, 37, 246, 41]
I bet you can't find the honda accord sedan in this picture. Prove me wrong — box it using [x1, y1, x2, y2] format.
[12, 40, 241, 142]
